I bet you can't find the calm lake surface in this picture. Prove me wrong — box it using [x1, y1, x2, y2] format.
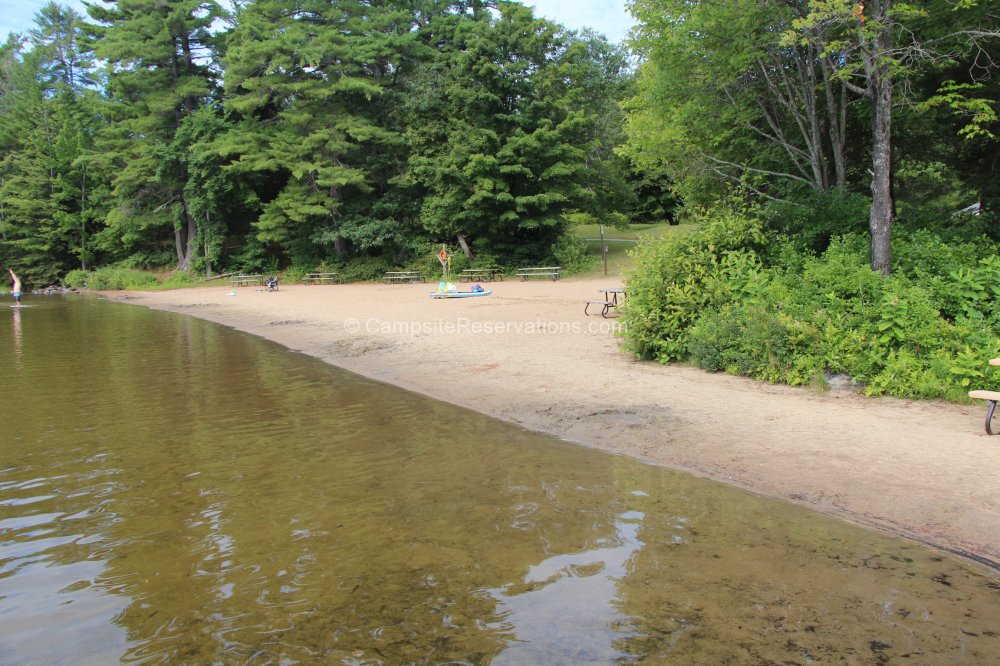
[2, 296, 1000, 665]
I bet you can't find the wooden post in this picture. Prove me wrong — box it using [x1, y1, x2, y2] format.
[600, 223, 607, 276]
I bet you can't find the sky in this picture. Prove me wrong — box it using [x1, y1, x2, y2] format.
[1, 0, 635, 45]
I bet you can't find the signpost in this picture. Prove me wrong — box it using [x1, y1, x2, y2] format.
[599, 223, 607, 276]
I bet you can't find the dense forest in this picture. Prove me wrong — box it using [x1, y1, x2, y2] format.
[1, 0, 996, 285]
[0, 0, 643, 285]
[3, 0, 1000, 398]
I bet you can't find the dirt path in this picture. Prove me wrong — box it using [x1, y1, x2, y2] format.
[116, 278, 1000, 569]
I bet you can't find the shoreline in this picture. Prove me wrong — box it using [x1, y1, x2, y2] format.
[113, 279, 1000, 571]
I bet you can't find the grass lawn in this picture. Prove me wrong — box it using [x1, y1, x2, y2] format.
[571, 222, 694, 279]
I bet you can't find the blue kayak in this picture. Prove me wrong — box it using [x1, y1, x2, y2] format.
[429, 290, 493, 299]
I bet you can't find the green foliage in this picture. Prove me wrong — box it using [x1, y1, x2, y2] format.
[64, 266, 157, 290]
[948, 347, 988, 389]
[890, 230, 1000, 320]
[622, 202, 767, 361]
[62, 269, 88, 289]
[864, 349, 950, 400]
[627, 201, 1000, 400]
[687, 304, 822, 385]
[551, 233, 596, 273]
[283, 265, 309, 284]
[764, 189, 870, 255]
[950, 256, 1000, 319]
[403, 4, 602, 259]
[918, 80, 998, 141]
[335, 256, 393, 282]
[229, 237, 272, 274]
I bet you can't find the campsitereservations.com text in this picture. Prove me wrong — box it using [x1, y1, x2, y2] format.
[343, 317, 625, 337]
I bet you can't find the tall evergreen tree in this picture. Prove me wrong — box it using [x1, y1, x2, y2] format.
[87, 0, 224, 270]
[404, 1, 594, 260]
[221, 0, 413, 265]
[0, 10, 102, 281]
[29, 2, 97, 94]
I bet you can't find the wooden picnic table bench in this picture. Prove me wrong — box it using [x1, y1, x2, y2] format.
[969, 357, 1000, 434]
[516, 266, 561, 281]
[231, 274, 263, 287]
[459, 268, 503, 282]
[383, 271, 425, 284]
[304, 272, 339, 285]
[584, 288, 625, 318]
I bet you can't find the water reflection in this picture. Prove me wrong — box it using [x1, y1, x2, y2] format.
[490, 509, 646, 665]
[9, 306, 21, 365]
[0, 297, 999, 664]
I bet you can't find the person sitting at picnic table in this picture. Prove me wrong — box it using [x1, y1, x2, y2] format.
[265, 275, 278, 291]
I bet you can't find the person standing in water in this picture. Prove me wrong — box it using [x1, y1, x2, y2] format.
[8, 268, 21, 306]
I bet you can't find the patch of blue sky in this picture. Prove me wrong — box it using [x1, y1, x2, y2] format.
[4, 0, 634, 45]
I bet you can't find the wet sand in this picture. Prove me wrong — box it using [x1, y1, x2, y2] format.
[115, 278, 1000, 569]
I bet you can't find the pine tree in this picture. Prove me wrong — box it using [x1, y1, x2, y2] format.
[88, 0, 224, 271]
[404, 2, 594, 261]
[221, 0, 412, 265]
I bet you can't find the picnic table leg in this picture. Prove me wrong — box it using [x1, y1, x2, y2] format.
[986, 400, 998, 435]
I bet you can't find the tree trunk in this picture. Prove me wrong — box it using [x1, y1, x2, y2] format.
[820, 55, 848, 188]
[868, 3, 894, 276]
[869, 91, 893, 276]
[204, 211, 213, 278]
[174, 227, 186, 268]
[80, 168, 87, 271]
[456, 233, 474, 260]
[175, 196, 197, 272]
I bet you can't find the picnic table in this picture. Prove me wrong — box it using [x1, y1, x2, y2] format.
[968, 357, 1000, 434]
[383, 271, 425, 284]
[304, 272, 339, 285]
[585, 288, 626, 318]
[516, 266, 561, 281]
[231, 274, 263, 287]
[459, 268, 504, 282]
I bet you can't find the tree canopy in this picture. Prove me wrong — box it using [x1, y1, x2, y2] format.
[0, 0, 636, 280]
[0, 0, 997, 282]
[627, 0, 1000, 273]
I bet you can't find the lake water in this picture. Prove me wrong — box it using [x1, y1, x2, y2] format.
[2, 296, 1000, 664]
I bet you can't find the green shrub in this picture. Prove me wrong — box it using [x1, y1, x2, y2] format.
[157, 272, 199, 289]
[63, 269, 89, 289]
[551, 232, 596, 273]
[764, 188, 870, 255]
[891, 229, 996, 319]
[618, 196, 1000, 402]
[230, 237, 271, 273]
[69, 267, 158, 290]
[794, 235, 885, 312]
[283, 264, 309, 284]
[874, 285, 947, 352]
[336, 256, 393, 282]
[687, 304, 822, 385]
[623, 202, 768, 361]
[865, 349, 946, 399]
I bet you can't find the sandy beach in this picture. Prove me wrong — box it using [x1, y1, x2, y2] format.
[116, 278, 1000, 570]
